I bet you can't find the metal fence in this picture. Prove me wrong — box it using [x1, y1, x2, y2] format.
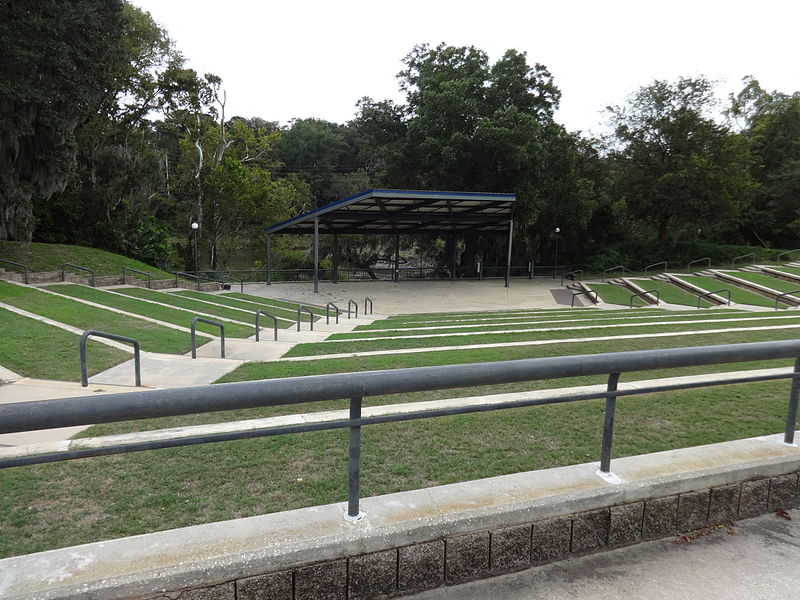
[2, 340, 799, 520]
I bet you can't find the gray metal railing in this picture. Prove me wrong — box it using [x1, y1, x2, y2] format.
[297, 305, 315, 331]
[0, 259, 29, 284]
[777, 249, 800, 262]
[687, 257, 711, 272]
[775, 290, 800, 311]
[364, 297, 373, 315]
[175, 271, 201, 291]
[63, 263, 95, 287]
[572, 289, 598, 307]
[3, 340, 800, 521]
[255, 310, 278, 341]
[326, 302, 340, 325]
[731, 254, 755, 268]
[644, 261, 667, 276]
[122, 267, 152, 289]
[629, 289, 660, 308]
[602, 265, 626, 282]
[348, 299, 358, 319]
[80, 330, 140, 387]
[191, 317, 225, 358]
[698, 289, 731, 308]
[560, 270, 583, 286]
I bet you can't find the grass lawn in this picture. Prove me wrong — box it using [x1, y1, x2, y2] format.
[772, 266, 800, 276]
[678, 275, 781, 308]
[719, 271, 800, 295]
[226, 292, 326, 316]
[43, 285, 254, 338]
[0, 241, 173, 279]
[629, 279, 714, 307]
[586, 283, 648, 307]
[0, 307, 130, 381]
[0, 281, 208, 355]
[284, 315, 800, 356]
[172, 291, 309, 325]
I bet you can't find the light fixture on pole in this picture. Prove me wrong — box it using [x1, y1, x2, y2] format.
[553, 227, 560, 279]
[191, 221, 199, 275]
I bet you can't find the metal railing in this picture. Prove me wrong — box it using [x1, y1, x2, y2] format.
[602, 265, 626, 282]
[255, 310, 278, 341]
[629, 289, 660, 308]
[79, 330, 141, 387]
[326, 302, 340, 325]
[191, 317, 225, 358]
[122, 267, 152, 289]
[687, 257, 711, 272]
[560, 270, 583, 286]
[775, 290, 800, 311]
[644, 261, 667, 276]
[364, 297, 373, 315]
[297, 305, 315, 331]
[348, 299, 358, 319]
[3, 340, 800, 521]
[777, 249, 800, 263]
[63, 263, 95, 287]
[732, 254, 756, 268]
[572, 289, 598, 307]
[0, 259, 29, 284]
[175, 271, 201, 291]
[697, 289, 731, 308]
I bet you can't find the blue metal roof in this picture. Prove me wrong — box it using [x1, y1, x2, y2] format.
[267, 189, 515, 235]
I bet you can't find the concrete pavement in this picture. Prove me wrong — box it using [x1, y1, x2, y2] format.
[405, 511, 800, 600]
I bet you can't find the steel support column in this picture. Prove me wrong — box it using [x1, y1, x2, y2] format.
[313, 217, 319, 294]
[332, 234, 339, 284]
[450, 234, 457, 281]
[394, 234, 400, 282]
[266, 233, 271, 285]
[505, 219, 514, 288]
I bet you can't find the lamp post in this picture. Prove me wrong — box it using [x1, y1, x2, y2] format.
[191, 221, 199, 275]
[553, 227, 560, 278]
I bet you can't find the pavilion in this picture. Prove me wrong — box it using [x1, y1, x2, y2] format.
[265, 189, 516, 292]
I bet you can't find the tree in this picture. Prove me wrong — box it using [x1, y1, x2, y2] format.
[607, 77, 756, 245]
[0, 0, 126, 241]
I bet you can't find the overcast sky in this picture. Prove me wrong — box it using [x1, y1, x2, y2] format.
[130, 0, 799, 136]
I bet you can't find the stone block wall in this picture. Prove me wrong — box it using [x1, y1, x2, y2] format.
[144, 472, 799, 600]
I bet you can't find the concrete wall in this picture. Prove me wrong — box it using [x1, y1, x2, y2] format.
[2, 433, 798, 600]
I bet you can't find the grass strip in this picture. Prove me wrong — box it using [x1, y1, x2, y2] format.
[629, 279, 714, 307]
[719, 271, 800, 295]
[286, 316, 800, 356]
[0, 307, 130, 381]
[44, 285, 253, 338]
[0, 281, 207, 355]
[586, 283, 648, 307]
[678, 275, 780, 308]
[225, 292, 325, 316]
[0, 377, 792, 558]
[171, 291, 297, 326]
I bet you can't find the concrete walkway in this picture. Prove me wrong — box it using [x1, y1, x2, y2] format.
[406, 511, 800, 600]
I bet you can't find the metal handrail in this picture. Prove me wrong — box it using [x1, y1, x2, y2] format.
[4, 340, 800, 520]
[687, 257, 711, 272]
[775, 290, 800, 311]
[63, 263, 96, 287]
[255, 310, 278, 341]
[528, 261, 534, 280]
[731, 254, 755, 268]
[0, 259, 29, 284]
[697, 289, 731, 308]
[222, 275, 244, 294]
[644, 261, 667, 276]
[326, 302, 340, 325]
[191, 317, 225, 358]
[571, 289, 598, 307]
[601, 265, 626, 282]
[560, 270, 583, 286]
[297, 305, 315, 331]
[122, 267, 152, 289]
[348, 299, 358, 319]
[629, 289, 660, 308]
[364, 297, 373, 315]
[175, 271, 200, 291]
[80, 330, 140, 388]
[777, 249, 800, 262]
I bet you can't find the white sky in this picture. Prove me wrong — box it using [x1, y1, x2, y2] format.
[130, 0, 799, 136]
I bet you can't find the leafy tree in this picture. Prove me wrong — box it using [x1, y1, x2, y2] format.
[607, 77, 756, 245]
[0, 0, 126, 241]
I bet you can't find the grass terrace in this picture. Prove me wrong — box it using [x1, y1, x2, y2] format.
[585, 282, 648, 306]
[629, 278, 714, 307]
[718, 271, 800, 295]
[224, 292, 327, 316]
[678, 274, 780, 308]
[172, 291, 315, 325]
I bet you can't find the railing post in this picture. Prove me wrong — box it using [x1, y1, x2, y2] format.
[348, 299, 358, 319]
[80, 330, 140, 387]
[326, 302, 339, 325]
[191, 317, 225, 358]
[346, 396, 364, 520]
[600, 373, 621, 473]
[784, 358, 800, 445]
